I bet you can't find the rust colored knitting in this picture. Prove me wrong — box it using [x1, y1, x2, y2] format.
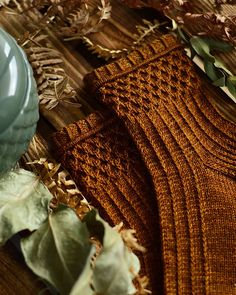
[53, 111, 164, 293]
[53, 34, 236, 294]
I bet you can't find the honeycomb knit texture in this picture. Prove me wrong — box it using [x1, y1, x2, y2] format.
[53, 34, 236, 295]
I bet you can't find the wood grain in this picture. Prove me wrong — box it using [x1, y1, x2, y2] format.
[0, 242, 51, 295]
[0, 1, 235, 294]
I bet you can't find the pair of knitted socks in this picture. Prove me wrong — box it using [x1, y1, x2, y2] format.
[53, 34, 236, 294]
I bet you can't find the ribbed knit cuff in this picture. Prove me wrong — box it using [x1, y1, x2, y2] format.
[84, 34, 181, 93]
[53, 111, 113, 158]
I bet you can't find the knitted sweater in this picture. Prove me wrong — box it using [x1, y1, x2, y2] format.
[53, 34, 236, 295]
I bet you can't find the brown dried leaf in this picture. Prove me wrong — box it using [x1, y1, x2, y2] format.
[19, 30, 77, 110]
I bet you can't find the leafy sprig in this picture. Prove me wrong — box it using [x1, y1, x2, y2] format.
[175, 24, 236, 99]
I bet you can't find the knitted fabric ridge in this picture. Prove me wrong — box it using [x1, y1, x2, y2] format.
[53, 34, 236, 295]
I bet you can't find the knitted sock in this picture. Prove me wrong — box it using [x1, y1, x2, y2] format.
[53, 111, 164, 293]
[84, 34, 236, 294]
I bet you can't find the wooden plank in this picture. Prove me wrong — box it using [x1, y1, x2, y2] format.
[0, 2, 235, 293]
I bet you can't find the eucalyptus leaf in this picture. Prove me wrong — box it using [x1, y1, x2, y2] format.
[0, 169, 52, 245]
[21, 205, 92, 295]
[214, 58, 232, 74]
[69, 249, 95, 295]
[228, 76, 236, 85]
[204, 60, 221, 82]
[202, 38, 233, 52]
[213, 75, 226, 87]
[177, 26, 189, 44]
[227, 79, 236, 98]
[190, 36, 214, 62]
[71, 210, 140, 295]
[190, 36, 232, 74]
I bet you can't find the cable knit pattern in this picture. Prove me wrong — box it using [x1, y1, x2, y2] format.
[54, 34, 236, 295]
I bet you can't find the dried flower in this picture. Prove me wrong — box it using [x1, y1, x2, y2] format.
[27, 158, 91, 219]
[114, 222, 146, 252]
[134, 276, 152, 295]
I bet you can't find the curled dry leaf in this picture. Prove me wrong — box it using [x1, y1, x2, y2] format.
[215, 0, 236, 7]
[0, 169, 52, 245]
[59, 0, 112, 41]
[180, 13, 236, 46]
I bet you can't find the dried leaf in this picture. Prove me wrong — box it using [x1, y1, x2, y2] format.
[19, 31, 77, 110]
[21, 205, 93, 295]
[27, 158, 91, 219]
[70, 210, 141, 295]
[114, 223, 146, 253]
[212, 75, 226, 86]
[0, 169, 52, 245]
[134, 19, 165, 46]
[190, 36, 232, 84]
[0, 0, 10, 7]
[227, 78, 236, 97]
[82, 19, 164, 60]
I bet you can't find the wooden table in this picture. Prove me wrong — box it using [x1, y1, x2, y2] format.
[0, 1, 235, 294]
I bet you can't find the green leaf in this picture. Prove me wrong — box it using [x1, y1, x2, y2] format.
[190, 36, 214, 62]
[190, 37, 232, 74]
[204, 60, 220, 82]
[190, 37, 233, 58]
[0, 169, 52, 245]
[21, 205, 93, 295]
[69, 249, 95, 295]
[177, 26, 189, 44]
[203, 38, 233, 52]
[214, 58, 232, 74]
[228, 76, 236, 85]
[71, 210, 140, 295]
[227, 79, 236, 98]
[213, 75, 226, 87]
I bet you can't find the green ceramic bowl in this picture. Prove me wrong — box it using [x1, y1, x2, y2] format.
[0, 28, 39, 174]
